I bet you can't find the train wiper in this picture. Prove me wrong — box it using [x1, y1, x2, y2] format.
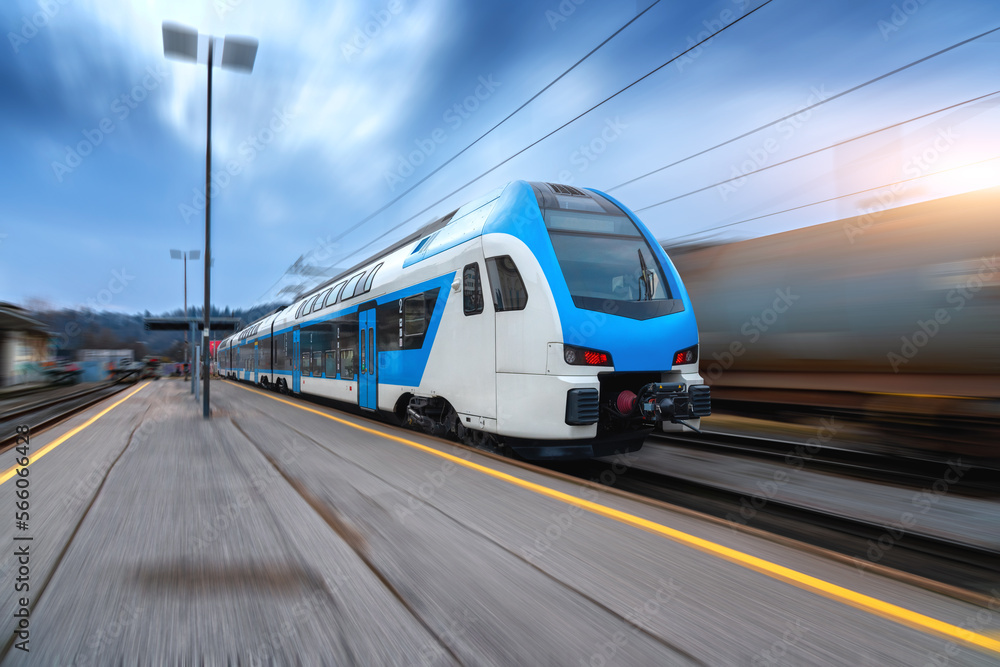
[637, 249, 652, 301]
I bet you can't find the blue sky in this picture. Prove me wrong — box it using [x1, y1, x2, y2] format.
[2, 0, 998, 314]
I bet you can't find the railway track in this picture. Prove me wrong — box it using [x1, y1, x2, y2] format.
[548, 444, 999, 601]
[652, 430, 1000, 496]
[0, 380, 134, 450]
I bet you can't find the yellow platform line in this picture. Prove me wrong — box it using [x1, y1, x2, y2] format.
[0, 382, 150, 486]
[232, 382, 1000, 657]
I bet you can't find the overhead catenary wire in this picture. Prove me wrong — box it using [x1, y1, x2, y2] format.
[607, 25, 1000, 193]
[323, 0, 778, 272]
[256, 1, 666, 302]
[664, 154, 1000, 243]
[636, 89, 1000, 211]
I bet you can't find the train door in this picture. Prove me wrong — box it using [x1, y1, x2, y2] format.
[292, 327, 301, 393]
[358, 306, 377, 410]
[253, 341, 259, 384]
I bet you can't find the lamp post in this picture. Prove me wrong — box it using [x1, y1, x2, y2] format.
[169, 249, 200, 386]
[163, 22, 257, 418]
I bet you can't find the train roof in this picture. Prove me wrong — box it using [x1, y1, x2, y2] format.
[227, 180, 622, 339]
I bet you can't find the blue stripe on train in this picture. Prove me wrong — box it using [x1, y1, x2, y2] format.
[229, 272, 454, 390]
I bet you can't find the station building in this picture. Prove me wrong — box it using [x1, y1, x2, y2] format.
[0, 302, 51, 388]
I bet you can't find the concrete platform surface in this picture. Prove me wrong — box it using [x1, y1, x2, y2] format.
[0, 378, 997, 666]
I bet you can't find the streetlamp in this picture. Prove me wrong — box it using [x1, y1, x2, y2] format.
[169, 249, 200, 386]
[163, 22, 257, 418]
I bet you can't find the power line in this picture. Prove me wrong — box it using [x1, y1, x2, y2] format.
[256, 2, 667, 303]
[665, 154, 1000, 242]
[607, 25, 1000, 193]
[329, 0, 778, 270]
[636, 89, 1000, 211]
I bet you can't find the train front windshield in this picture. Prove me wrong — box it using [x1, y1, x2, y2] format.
[543, 197, 672, 304]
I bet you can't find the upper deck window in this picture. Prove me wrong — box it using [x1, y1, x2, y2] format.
[341, 272, 365, 301]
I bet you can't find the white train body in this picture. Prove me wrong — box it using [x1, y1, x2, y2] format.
[218, 181, 709, 459]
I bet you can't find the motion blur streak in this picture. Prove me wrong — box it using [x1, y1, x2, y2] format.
[0, 382, 149, 486]
[232, 382, 1000, 657]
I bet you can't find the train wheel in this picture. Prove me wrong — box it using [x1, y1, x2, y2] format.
[457, 423, 509, 456]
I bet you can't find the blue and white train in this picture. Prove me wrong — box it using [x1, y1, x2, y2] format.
[217, 181, 709, 459]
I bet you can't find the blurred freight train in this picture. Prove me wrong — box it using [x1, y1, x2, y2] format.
[667, 186, 999, 459]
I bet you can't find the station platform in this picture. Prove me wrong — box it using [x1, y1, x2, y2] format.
[1, 379, 998, 665]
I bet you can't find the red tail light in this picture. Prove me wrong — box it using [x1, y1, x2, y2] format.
[564, 344, 613, 367]
[673, 345, 698, 366]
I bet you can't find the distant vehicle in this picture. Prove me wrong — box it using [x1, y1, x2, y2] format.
[218, 181, 710, 459]
[114, 360, 145, 381]
[42, 360, 82, 385]
[140, 356, 161, 380]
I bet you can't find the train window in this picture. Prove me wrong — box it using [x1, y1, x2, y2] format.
[305, 294, 320, 315]
[295, 301, 306, 319]
[485, 256, 528, 312]
[341, 349, 355, 378]
[342, 272, 365, 301]
[362, 263, 383, 294]
[325, 350, 336, 377]
[312, 351, 323, 377]
[301, 351, 311, 375]
[403, 296, 427, 336]
[369, 328, 375, 375]
[542, 200, 672, 304]
[316, 288, 333, 312]
[463, 263, 484, 315]
[325, 281, 347, 308]
[360, 329, 367, 374]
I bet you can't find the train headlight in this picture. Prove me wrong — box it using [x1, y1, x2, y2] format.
[672, 344, 698, 366]
[564, 344, 613, 367]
